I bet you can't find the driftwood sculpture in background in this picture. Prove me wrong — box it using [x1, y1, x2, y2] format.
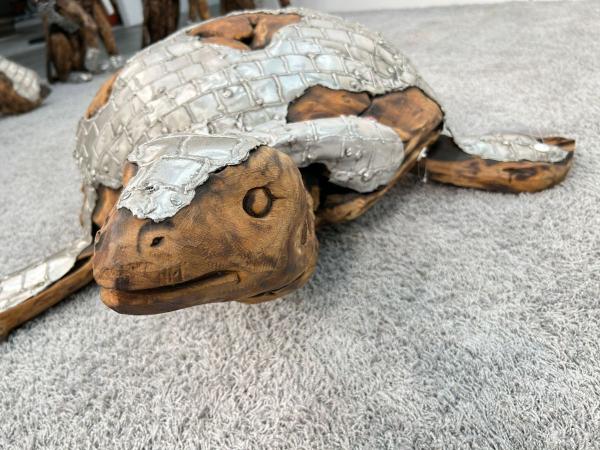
[188, 0, 211, 23]
[0, 56, 51, 114]
[142, 0, 180, 47]
[0, 9, 575, 338]
[37, 0, 123, 83]
[77, 0, 124, 68]
[142, 0, 291, 47]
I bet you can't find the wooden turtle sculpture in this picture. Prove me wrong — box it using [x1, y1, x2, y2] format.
[0, 56, 51, 115]
[0, 8, 575, 338]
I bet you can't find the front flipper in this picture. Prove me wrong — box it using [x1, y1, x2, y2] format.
[0, 249, 93, 340]
[0, 185, 118, 339]
[424, 134, 575, 193]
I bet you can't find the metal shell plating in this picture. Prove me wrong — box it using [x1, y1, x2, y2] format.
[74, 7, 424, 193]
[118, 116, 405, 221]
[455, 134, 569, 163]
[0, 56, 43, 103]
[119, 133, 261, 221]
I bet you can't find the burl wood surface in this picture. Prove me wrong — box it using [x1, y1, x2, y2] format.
[85, 70, 120, 118]
[47, 32, 85, 82]
[291, 86, 444, 226]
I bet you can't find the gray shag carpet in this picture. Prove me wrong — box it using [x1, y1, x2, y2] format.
[1, 2, 599, 448]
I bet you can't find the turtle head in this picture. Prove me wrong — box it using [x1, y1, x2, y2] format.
[93, 146, 318, 314]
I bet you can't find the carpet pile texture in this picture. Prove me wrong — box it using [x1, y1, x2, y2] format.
[1, 1, 599, 448]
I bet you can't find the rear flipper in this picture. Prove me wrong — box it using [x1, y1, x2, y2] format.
[423, 134, 575, 193]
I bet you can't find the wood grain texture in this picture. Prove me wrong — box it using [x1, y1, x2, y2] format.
[188, 14, 254, 40]
[249, 13, 301, 49]
[90, 0, 119, 55]
[47, 31, 82, 82]
[424, 135, 575, 193]
[94, 146, 318, 315]
[188, 0, 211, 21]
[85, 70, 120, 118]
[0, 256, 93, 340]
[188, 13, 301, 50]
[287, 86, 371, 122]
[287, 86, 444, 226]
[92, 185, 121, 228]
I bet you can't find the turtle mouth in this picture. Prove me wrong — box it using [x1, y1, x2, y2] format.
[100, 270, 240, 315]
[130, 270, 239, 294]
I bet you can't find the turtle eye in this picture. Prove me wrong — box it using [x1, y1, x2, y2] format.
[243, 187, 273, 218]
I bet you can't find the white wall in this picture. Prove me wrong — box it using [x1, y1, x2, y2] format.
[117, 0, 565, 26]
[261, 0, 565, 11]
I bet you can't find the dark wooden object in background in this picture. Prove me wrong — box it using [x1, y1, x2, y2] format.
[79, 0, 120, 56]
[142, 0, 180, 47]
[0, 71, 50, 115]
[188, 0, 211, 22]
[43, 0, 121, 82]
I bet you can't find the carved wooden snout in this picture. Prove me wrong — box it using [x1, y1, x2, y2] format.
[93, 147, 319, 315]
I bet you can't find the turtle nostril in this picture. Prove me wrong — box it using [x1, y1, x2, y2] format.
[150, 236, 164, 247]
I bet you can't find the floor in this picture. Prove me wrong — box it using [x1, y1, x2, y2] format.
[1, 2, 599, 448]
